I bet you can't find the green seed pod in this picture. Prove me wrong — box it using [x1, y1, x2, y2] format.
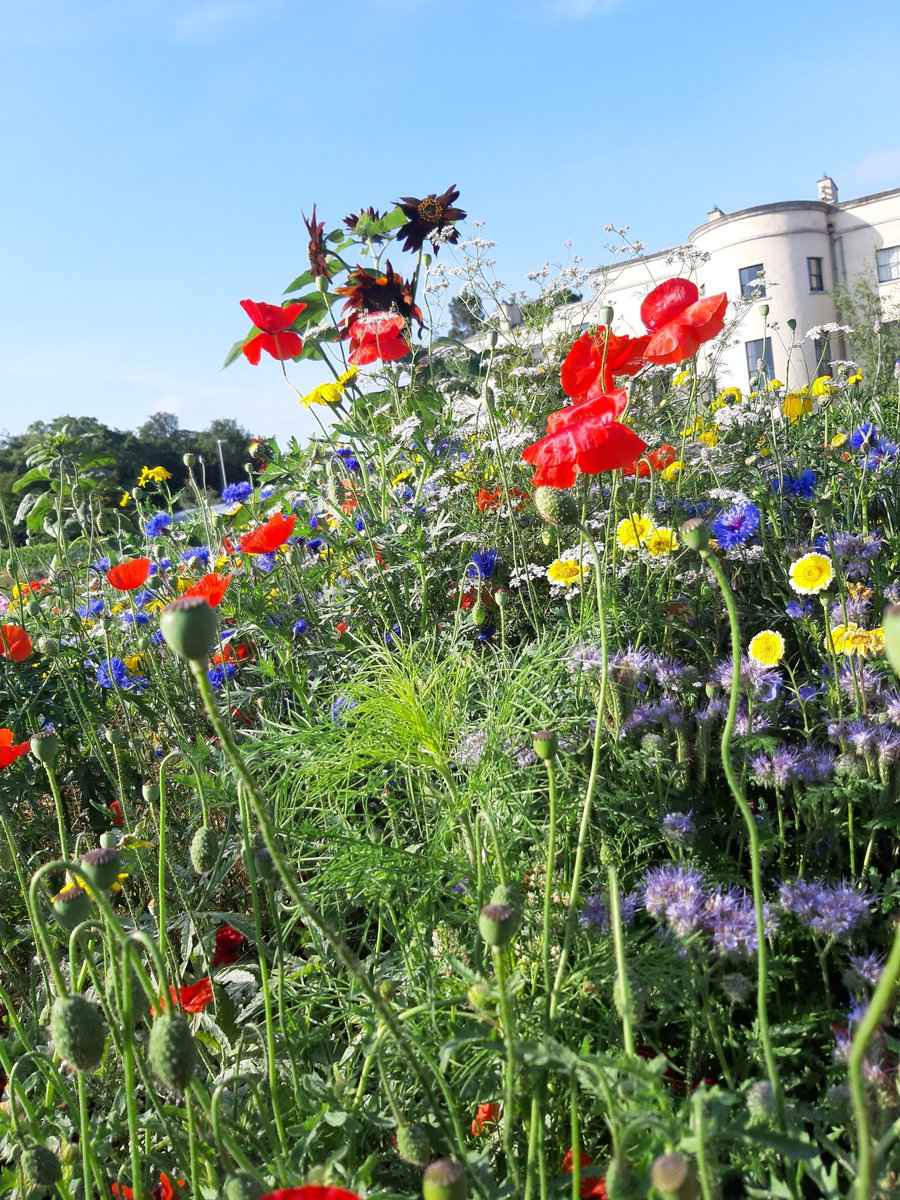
[787, 317, 797, 332]
[148, 1012, 198, 1093]
[30, 729, 59, 765]
[36, 635, 59, 655]
[190, 826, 219, 875]
[51, 885, 91, 932]
[396, 1121, 431, 1167]
[25, 598, 42, 618]
[105, 727, 128, 747]
[533, 729, 558, 761]
[494, 588, 510, 609]
[183, 452, 197, 468]
[478, 903, 519, 948]
[20, 1145, 62, 1189]
[315, 274, 329, 293]
[759, 303, 770, 318]
[142, 782, 160, 805]
[50, 994, 107, 1071]
[471, 601, 488, 626]
[679, 518, 711, 553]
[534, 486, 578, 528]
[650, 1153, 696, 1198]
[600, 306, 614, 327]
[131, 486, 145, 501]
[377, 979, 397, 1001]
[423, 1159, 467, 1200]
[223, 1172, 265, 1200]
[100, 830, 119, 849]
[884, 605, 900, 677]
[79, 847, 121, 891]
[159, 596, 219, 662]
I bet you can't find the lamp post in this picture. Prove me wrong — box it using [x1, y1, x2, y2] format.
[216, 440, 227, 491]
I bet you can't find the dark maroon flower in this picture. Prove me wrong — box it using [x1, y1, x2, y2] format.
[303, 205, 331, 282]
[397, 185, 466, 254]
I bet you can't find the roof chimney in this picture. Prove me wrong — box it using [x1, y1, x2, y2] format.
[707, 205, 724, 221]
[817, 175, 838, 204]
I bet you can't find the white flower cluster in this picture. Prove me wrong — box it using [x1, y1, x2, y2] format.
[805, 323, 853, 340]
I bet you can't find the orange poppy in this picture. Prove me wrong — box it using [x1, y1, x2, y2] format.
[107, 558, 152, 591]
[0, 729, 30, 768]
[0, 625, 32, 662]
[640, 277, 728, 366]
[471, 1101, 500, 1135]
[183, 573, 232, 607]
[112, 1171, 186, 1200]
[561, 327, 649, 401]
[154, 976, 214, 1016]
[239, 513, 296, 555]
[562, 1148, 607, 1198]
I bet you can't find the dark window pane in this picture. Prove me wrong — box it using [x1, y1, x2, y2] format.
[739, 264, 766, 298]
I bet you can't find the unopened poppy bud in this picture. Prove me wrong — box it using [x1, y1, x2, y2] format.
[30, 729, 59, 766]
[148, 1012, 198, 1092]
[79, 847, 122, 891]
[650, 1153, 694, 1196]
[378, 979, 397, 1000]
[489, 330, 499, 349]
[478, 903, 519, 947]
[534, 486, 578, 528]
[423, 1158, 468, 1200]
[105, 727, 127, 747]
[37, 635, 59, 655]
[183, 452, 196, 468]
[190, 826, 219, 874]
[159, 596, 219, 662]
[26, 598, 41, 617]
[884, 605, 900, 676]
[20, 1145, 62, 1189]
[100, 830, 118, 849]
[49, 994, 107, 1071]
[533, 729, 558, 761]
[253, 844, 276, 882]
[422, 253, 432, 269]
[787, 318, 797, 331]
[490, 882, 523, 913]
[142, 782, 160, 805]
[679, 518, 711, 552]
[315, 274, 329, 293]
[600, 306, 614, 326]
[51, 886, 91, 932]
[759, 304, 769, 318]
[131, 486, 145, 501]
[471, 601, 488, 626]
[467, 980, 493, 1009]
[396, 1121, 431, 1167]
[817, 497, 833, 519]
[223, 1171, 265, 1200]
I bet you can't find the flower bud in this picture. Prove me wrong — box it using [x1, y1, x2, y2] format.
[50, 993, 107, 1071]
[494, 588, 510, 609]
[37, 635, 59, 655]
[315, 274, 329, 293]
[679, 518, 711, 553]
[26, 598, 42, 617]
[190, 826, 219, 875]
[396, 1121, 431, 1167]
[423, 1159, 468, 1200]
[183, 452, 196, 468]
[534, 486, 578, 528]
[746, 1079, 777, 1122]
[223, 1172, 265, 1200]
[105, 727, 128, 747]
[100, 830, 119, 849]
[51, 885, 91, 931]
[884, 605, 900, 677]
[467, 980, 494, 1010]
[30, 729, 59, 766]
[650, 1153, 695, 1197]
[148, 1012, 198, 1092]
[20, 1145, 62, 1189]
[533, 729, 558, 761]
[478, 903, 519, 947]
[787, 318, 797, 331]
[759, 304, 770, 318]
[600, 306, 614, 327]
[159, 596, 219, 662]
[78, 847, 122, 891]
[471, 601, 489, 626]
[489, 330, 499, 349]
[378, 979, 397, 1001]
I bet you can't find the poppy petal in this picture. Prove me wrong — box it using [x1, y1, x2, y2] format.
[239, 513, 296, 554]
[107, 559, 152, 591]
[0, 625, 33, 662]
[547, 389, 628, 434]
[183, 573, 232, 607]
[640, 277, 699, 331]
[239, 300, 307, 334]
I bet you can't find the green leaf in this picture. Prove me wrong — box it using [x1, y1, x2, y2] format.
[283, 269, 315, 294]
[11, 467, 51, 493]
[222, 338, 247, 370]
[738, 1128, 818, 1161]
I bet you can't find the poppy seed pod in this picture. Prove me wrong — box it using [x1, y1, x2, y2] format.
[759, 304, 770, 318]
[534, 486, 578, 528]
[105, 727, 128, 747]
[884, 605, 900, 677]
[190, 825, 219, 875]
[79, 847, 121, 891]
[142, 782, 160, 805]
[478, 903, 519, 947]
[600, 306, 614, 326]
[51, 886, 91, 932]
[423, 1159, 468, 1200]
[679, 518, 711, 553]
[396, 1121, 431, 1167]
[49, 994, 107, 1071]
[131, 486, 145, 501]
[159, 596, 219, 662]
[223, 1172, 265, 1200]
[36, 635, 59, 655]
[183, 452, 196, 467]
[148, 1012, 198, 1092]
[20, 1145, 62, 1189]
[533, 729, 558, 761]
[787, 318, 797, 331]
[651, 1154, 695, 1197]
[30, 729, 59, 766]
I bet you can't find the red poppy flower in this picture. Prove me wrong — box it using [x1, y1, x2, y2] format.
[562, 1148, 607, 1199]
[183, 573, 232, 607]
[239, 512, 296, 554]
[211, 925, 246, 967]
[545, 388, 629, 435]
[240, 300, 307, 365]
[212, 639, 250, 666]
[112, 1172, 186, 1200]
[0, 624, 33, 662]
[561, 328, 650, 401]
[640, 278, 728, 365]
[258, 1189, 362, 1200]
[649, 444, 677, 471]
[109, 800, 124, 827]
[348, 313, 411, 365]
[336, 621, 349, 635]
[0, 729, 30, 768]
[107, 558, 152, 591]
[471, 1101, 500, 1135]
[160, 976, 214, 1014]
[522, 409, 647, 490]
[475, 486, 530, 513]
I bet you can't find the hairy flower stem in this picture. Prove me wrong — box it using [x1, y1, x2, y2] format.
[121, 943, 146, 1200]
[186, 661, 471, 1175]
[541, 756, 558, 1006]
[701, 549, 785, 1127]
[42, 761, 70, 862]
[848, 920, 900, 1200]
[549, 524, 609, 1022]
[607, 865, 635, 1056]
[492, 944, 521, 1193]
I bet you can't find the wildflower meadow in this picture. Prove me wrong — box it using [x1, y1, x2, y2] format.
[0, 188, 898, 1200]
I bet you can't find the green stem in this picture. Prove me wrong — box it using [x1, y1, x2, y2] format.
[607, 865, 634, 1056]
[42, 762, 70, 862]
[541, 757, 558, 1005]
[492, 944, 521, 1193]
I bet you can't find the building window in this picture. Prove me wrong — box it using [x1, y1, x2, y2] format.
[807, 257, 825, 292]
[813, 337, 831, 374]
[739, 264, 766, 298]
[876, 245, 900, 283]
[746, 337, 775, 384]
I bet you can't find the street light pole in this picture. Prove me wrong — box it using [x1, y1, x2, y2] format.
[216, 440, 227, 491]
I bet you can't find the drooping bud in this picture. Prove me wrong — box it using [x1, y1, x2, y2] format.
[534, 486, 578, 528]
[49, 994, 107, 1071]
[20, 1145, 62, 1189]
[148, 1012, 198, 1093]
[190, 826, 219, 875]
[395, 1121, 432, 1167]
[650, 1153, 695, 1196]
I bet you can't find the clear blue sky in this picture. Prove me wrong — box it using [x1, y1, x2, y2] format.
[2, 0, 898, 450]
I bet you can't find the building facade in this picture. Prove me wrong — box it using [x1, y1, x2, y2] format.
[499, 177, 900, 389]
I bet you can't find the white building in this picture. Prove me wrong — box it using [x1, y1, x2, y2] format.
[496, 176, 900, 389]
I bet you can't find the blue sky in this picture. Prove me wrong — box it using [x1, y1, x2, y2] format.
[2, 0, 898, 450]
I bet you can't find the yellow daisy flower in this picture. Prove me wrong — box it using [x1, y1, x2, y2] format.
[748, 630, 785, 666]
[829, 623, 884, 657]
[782, 393, 813, 422]
[616, 514, 655, 550]
[120, 491, 132, 508]
[810, 375, 837, 398]
[789, 553, 833, 595]
[830, 433, 848, 448]
[547, 559, 588, 587]
[137, 465, 172, 487]
[299, 367, 357, 408]
[662, 460, 684, 482]
[644, 527, 678, 556]
[716, 386, 743, 405]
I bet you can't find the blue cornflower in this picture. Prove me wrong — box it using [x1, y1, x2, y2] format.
[181, 546, 211, 566]
[251, 552, 277, 573]
[354, 516, 366, 532]
[309, 515, 320, 530]
[149, 558, 172, 574]
[291, 619, 309, 636]
[91, 556, 112, 574]
[785, 599, 813, 619]
[383, 622, 402, 646]
[91, 657, 147, 693]
[467, 548, 501, 580]
[151, 629, 165, 645]
[849, 423, 877, 451]
[121, 611, 151, 627]
[335, 447, 361, 473]
[711, 502, 761, 550]
[307, 538, 324, 553]
[331, 697, 357, 725]
[259, 486, 275, 500]
[77, 599, 105, 619]
[207, 663, 237, 689]
[773, 469, 817, 501]
[144, 512, 172, 537]
[222, 481, 253, 504]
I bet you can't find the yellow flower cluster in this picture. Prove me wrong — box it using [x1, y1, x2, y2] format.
[137, 465, 172, 487]
[616, 513, 678, 556]
[299, 366, 357, 408]
[829, 623, 885, 658]
[547, 558, 589, 587]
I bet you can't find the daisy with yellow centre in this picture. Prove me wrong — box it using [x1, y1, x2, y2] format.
[847, 370, 864, 386]
[782, 393, 813, 422]
[547, 558, 589, 587]
[299, 366, 357, 408]
[829, 623, 885, 657]
[644, 527, 678, 556]
[616, 513, 655, 550]
[789, 552, 833, 595]
[810, 375, 837, 397]
[716, 386, 743, 405]
[748, 630, 785, 666]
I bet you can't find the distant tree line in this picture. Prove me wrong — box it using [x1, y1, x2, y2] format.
[0, 412, 254, 545]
